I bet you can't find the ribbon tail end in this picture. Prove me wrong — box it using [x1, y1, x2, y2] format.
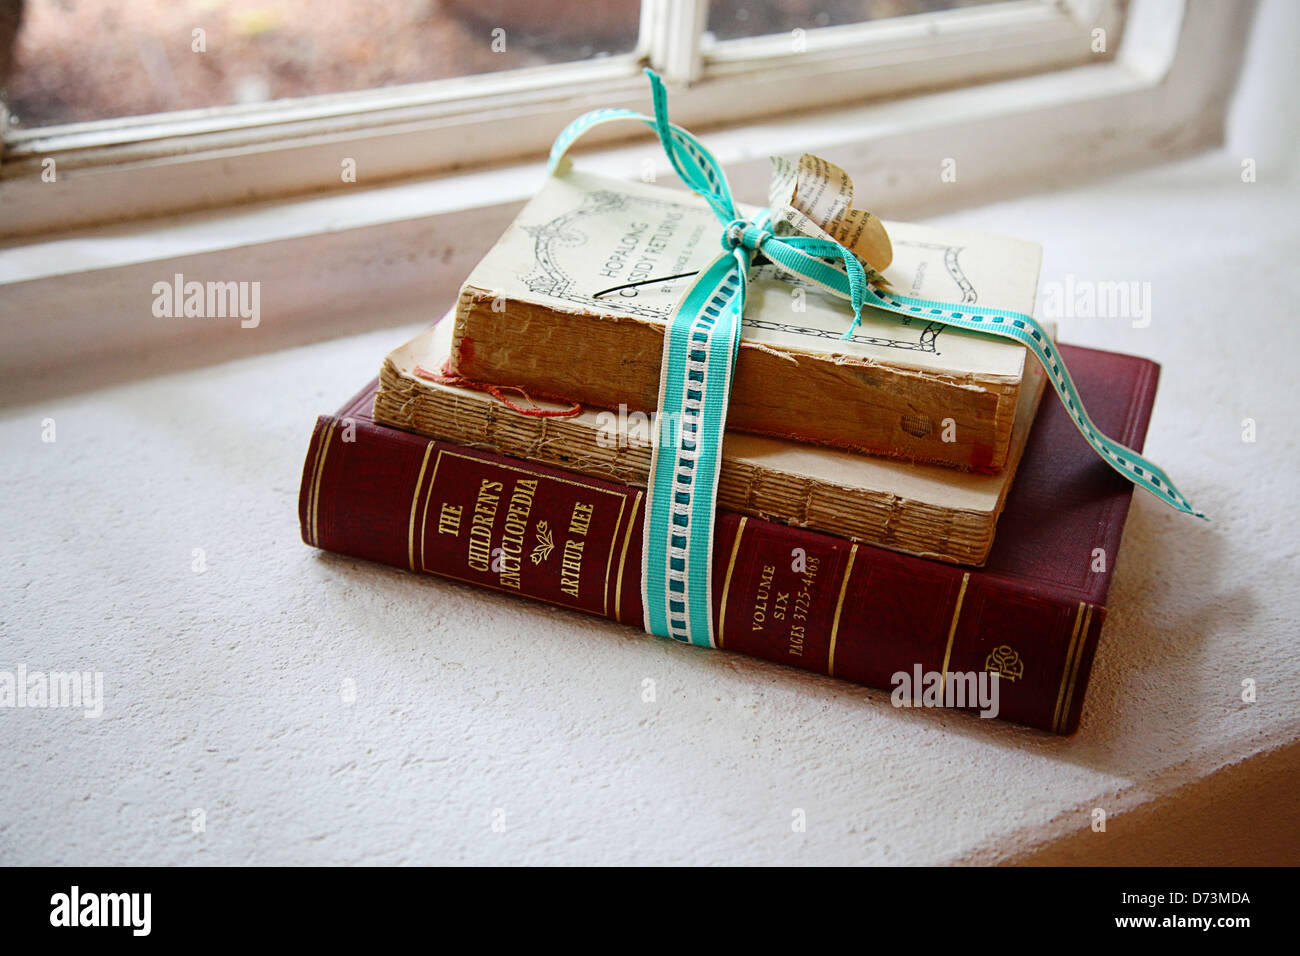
[840, 312, 863, 341]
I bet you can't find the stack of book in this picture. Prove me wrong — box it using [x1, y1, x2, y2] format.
[298, 169, 1159, 734]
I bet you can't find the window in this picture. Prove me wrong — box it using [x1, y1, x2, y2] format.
[0, 0, 1123, 236]
[0, 0, 1259, 404]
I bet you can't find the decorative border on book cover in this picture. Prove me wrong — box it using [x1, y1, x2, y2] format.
[520, 193, 987, 355]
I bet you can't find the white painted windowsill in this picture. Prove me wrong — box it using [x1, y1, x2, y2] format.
[2, 145, 1297, 864]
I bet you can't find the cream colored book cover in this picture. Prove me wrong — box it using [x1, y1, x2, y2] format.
[377, 317, 1051, 566]
[451, 170, 1043, 471]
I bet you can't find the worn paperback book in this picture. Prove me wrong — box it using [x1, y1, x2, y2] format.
[449, 169, 1044, 471]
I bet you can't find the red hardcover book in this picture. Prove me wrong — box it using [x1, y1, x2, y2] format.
[299, 344, 1158, 733]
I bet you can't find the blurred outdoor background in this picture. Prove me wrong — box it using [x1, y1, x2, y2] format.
[0, 0, 990, 128]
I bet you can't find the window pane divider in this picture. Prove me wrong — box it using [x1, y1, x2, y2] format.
[642, 0, 709, 85]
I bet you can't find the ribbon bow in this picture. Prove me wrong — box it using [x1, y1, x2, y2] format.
[548, 69, 1204, 649]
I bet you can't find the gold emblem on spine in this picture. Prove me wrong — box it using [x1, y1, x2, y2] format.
[530, 520, 556, 565]
[984, 645, 1024, 682]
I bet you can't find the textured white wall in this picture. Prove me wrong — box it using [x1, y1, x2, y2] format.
[0, 1, 1296, 866]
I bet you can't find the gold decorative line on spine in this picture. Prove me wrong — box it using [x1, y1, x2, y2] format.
[304, 423, 326, 545]
[310, 420, 338, 547]
[601, 496, 628, 618]
[826, 544, 859, 677]
[1052, 603, 1087, 733]
[613, 491, 643, 625]
[937, 572, 970, 699]
[407, 442, 435, 572]
[716, 517, 748, 649]
[1058, 604, 1095, 733]
[417, 452, 445, 573]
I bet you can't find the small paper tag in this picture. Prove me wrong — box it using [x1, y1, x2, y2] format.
[768, 154, 893, 278]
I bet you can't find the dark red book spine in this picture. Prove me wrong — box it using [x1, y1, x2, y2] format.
[300, 344, 1159, 734]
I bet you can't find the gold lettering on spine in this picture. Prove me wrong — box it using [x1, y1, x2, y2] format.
[413, 451, 630, 614]
[751, 564, 776, 631]
[787, 555, 820, 658]
[558, 500, 593, 598]
[826, 544, 859, 677]
[569, 501, 593, 536]
[497, 479, 538, 589]
[555, 501, 593, 598]
[418, 452, 446, 573]
[937, 572, 971, 699]
[716, 517, 748, 649]
[408, 443, 435, 570]
[560, 540, 585, 597]
[467, 479, 503, 572]
[437, 503, 463, 537]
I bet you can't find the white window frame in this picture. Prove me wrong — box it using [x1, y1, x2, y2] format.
[0, 0, 1123, 238]
[0, 0, 1257, 399]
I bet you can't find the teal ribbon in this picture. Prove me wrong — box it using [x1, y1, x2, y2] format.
[548, 69, 1204, 649]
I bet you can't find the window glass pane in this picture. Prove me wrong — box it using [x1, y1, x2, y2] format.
[1, 0, 641, 128]
[706, 0, 1005, 43]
